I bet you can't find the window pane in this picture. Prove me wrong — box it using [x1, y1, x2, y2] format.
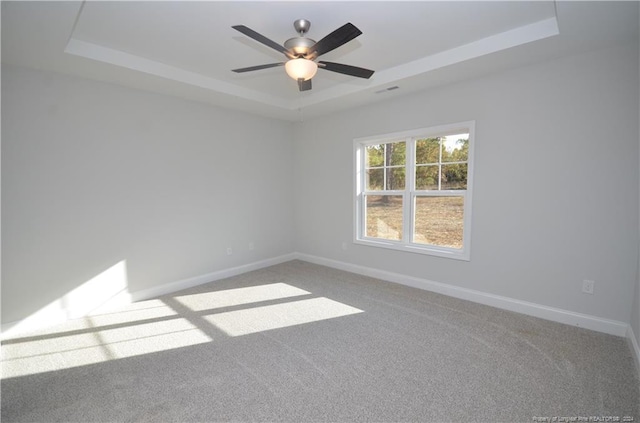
[365, 195, 403, 240]
[366, 143, 406, 168]
[366, 145, 384, 167]
[415, 138, 441, 164]
[442, 134, 469, 162]
[416, 165, 439, 190]
[386, 167, 405, 190]
[441, 163, 467, 190]
[387, 142, 406, 166]
[413, 196, 464, 248]
[366, 168, 384, 190]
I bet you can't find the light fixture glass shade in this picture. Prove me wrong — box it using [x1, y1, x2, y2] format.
[285, 59, 318, 81]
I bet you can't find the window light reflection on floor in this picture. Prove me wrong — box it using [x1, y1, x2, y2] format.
[2, 301, 178, 360]
[173, 282, 310, 311]
[204, 297, 364, 337]
[2, 283, 364, 379]
[1, 301, 211, 378]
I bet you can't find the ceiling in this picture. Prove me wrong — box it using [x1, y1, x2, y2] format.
[2, 1, 638, 121]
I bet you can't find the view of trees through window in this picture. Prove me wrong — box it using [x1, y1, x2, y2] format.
[362, 134, 469, 250]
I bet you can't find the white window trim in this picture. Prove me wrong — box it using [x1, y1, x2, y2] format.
[353, 121, 475, 261]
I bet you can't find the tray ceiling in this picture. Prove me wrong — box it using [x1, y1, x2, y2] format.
[2, 1, 638, 121]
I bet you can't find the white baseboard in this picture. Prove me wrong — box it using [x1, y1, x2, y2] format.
[1, 253, 297, 339]
[294, 253, 630, 337]
[130, 253, 297, 302]
[627, 325, 640, 375]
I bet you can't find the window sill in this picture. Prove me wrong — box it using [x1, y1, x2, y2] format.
[354, 238, 470, 261]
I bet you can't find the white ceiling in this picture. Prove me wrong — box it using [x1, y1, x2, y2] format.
[2, 1, 638, 121]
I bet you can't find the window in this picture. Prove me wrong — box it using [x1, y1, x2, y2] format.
[354, 122, 474, 260]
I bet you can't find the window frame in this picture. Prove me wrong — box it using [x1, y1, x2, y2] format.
[354, 121, 475, 261]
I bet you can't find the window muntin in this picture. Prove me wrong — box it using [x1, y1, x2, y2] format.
[415, 134, 469, 190]
[365, 142, 406, 190]
[355, 123, 474, 260]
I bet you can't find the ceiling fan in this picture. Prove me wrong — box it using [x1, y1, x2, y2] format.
[231, 19, 374, 92]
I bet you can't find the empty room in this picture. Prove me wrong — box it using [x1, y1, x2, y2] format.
[2, 1, 639, 422]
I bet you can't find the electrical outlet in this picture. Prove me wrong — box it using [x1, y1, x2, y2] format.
[341, 242, 348, 251]
[582, 279, 595, 294]
[226, 247, 233, 255]
[248, 242, 254, 251]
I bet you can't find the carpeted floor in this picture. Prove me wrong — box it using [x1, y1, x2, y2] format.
[2, 260, 639, 422]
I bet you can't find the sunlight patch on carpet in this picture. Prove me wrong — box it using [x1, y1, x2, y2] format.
[174, 282, 310, 311]
[2, 283, 363, 378]
[2, 311, 211, 378]
[204, 297, 364, 336]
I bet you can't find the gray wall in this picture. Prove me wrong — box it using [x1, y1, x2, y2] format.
[632, 22, 640, 344]
[292, 43, 640, 323]
[632, 253, 639, 341]
[1, 65, 294, 323]
[3, 42, 639, 331]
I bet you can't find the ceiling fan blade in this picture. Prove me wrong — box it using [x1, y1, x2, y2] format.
[307, 23, 362, 58]
[232, 25, 293, 58]
[298, 78, 312, 92]
[232, 63, 284, 73]
[318, 61, 374, 79]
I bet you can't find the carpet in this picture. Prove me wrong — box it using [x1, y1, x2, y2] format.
[2, 260, 638, 422]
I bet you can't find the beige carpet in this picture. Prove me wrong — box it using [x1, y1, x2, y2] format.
[2, 260, 639, 422]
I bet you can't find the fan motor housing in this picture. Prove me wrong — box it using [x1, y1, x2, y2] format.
[284, 37, 316, 57]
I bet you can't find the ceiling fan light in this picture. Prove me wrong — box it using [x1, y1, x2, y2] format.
[285, 58, 318, 81]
